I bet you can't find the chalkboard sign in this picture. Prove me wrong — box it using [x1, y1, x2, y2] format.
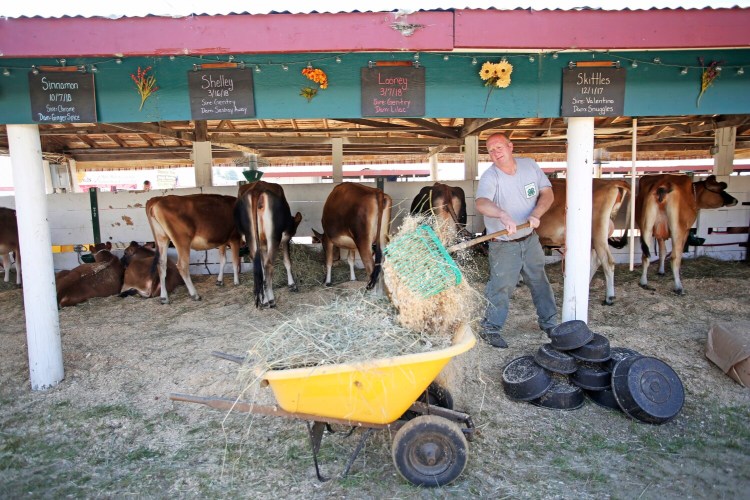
[28, 72, 97, 123]
[361, 66, 425, 117]
[188, 68, 255, 119]
[561, 67, 625, 117]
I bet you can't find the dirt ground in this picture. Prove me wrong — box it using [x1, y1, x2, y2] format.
[1, 251, 749, 499]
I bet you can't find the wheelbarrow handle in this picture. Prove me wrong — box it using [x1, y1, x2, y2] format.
[446, 221, 531, 253]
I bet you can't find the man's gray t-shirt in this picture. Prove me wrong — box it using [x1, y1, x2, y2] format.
[476, 157, 551, 241]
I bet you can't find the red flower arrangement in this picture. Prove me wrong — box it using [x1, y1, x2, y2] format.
[131, 66, 159, 111]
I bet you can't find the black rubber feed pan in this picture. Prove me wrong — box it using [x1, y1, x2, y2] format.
[571, 362, 612, 391]
[530, 375, 585, 410]
[612, 356, 685, 424]
[533, 343, 578, 374]
[502, 355, 553, 401]
[569, 333, 611, 363]
[548, 320, 594, 351]
[605, 347, 641, 372]
[585, 388, 622, 411]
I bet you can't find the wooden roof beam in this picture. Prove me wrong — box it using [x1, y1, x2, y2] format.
[597, 116, 750, 149]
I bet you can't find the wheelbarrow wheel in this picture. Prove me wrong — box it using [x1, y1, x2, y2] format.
[400, 382, 454, 421]
[392, 415, 468, 487]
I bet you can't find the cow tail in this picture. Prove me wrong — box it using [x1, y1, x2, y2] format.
[251, 191, 266, 307]
[608, 182, 630, 250]
[367, 191, 385, 289]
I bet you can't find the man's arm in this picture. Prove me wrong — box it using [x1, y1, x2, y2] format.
[528, 186, 554, 228]
[476, 197, 519, 235]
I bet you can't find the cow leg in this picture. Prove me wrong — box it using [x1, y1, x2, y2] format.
[1, 253, 8, 282]
[230, 242, 241, 286]
[262, 250, 276, 308]
[176, 248, 200, 302]
[347, 249, 357, 281]
[670, 235, 687, 295]
[592, 248, 616, 306]
[281, 238, 298, 292]
[323, 238, 335, 287]
[14, 251, 21, 285]
[657, 238, 668, 276]
[356, 241, 377, 291]
[216, 245, 227, 287]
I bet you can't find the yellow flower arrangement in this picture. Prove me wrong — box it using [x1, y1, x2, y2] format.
[479, 58, 513, 88]
[696, 57, 724, 107]
[300, 67, 329, 101]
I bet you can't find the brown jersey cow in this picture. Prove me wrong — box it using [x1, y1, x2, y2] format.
[146, 194, 242, 304]
[119, 241, 184, 298]
[317, 182, 392, 289]
[636, 174, 738, 295]
[235, 181, 302, 308]
[56, 248, 124, 308]
[410, 182, 471, 239]
[0, 207, 21, 285]
[537, 178, 631, 306]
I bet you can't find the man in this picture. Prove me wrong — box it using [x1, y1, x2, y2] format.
[143, 180, 151, 191]
[475, 133, 558, 348]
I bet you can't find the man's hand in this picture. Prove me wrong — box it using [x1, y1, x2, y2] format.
[500, 214, 517, 235]
[528, 215, 541, 229]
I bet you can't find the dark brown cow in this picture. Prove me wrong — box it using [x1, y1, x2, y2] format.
[318, 182, 392, 289]
[0, 207, 21, 285]
[146, 194, 242, 304]
[119, 241, 184, 298]
[637, 174, 738, 295]
[235, 181, 302, 308]
[537, 178, 631, 305]
[410, 182, 471, 239]
[55, 248, 124, 308]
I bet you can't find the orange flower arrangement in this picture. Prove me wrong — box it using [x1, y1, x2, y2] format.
[131, 66, 158, 111]
[300, 67, 329, 101]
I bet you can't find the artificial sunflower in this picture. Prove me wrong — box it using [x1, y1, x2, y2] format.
[495, 76, 511, 88]
[479, 62, 496, 81]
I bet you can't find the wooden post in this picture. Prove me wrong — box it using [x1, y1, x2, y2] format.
[192, 141, 213, 188]
[463, 136, 478, 181]
[713, 126, 736, 181]
[332, 138, 343, 183]
[7, 124, 64, 390]
[563, 117, 594, 323]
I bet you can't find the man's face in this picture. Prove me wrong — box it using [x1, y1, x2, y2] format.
[487, 136, 513, 164]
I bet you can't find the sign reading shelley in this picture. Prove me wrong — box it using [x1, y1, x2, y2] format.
[188, 68, 255, 119]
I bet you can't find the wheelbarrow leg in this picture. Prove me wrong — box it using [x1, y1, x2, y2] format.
[306, 422, 374, 482]
[342, 428, 373, 477]
[307, 421, 330, 482]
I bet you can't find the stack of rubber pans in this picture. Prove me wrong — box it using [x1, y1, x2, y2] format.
[502, 320, 685, 424]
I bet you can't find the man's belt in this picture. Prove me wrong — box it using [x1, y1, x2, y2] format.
[494, 231, 534, 243]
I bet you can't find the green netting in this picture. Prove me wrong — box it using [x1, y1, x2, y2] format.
[383, 224, 463, 298]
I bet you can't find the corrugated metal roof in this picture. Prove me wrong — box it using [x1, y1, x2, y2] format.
[2, 1, 748, 19]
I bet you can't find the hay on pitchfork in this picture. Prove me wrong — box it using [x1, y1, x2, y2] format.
[383, 214, 485, 338]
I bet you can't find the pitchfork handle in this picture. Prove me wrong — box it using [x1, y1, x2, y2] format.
[446, 222, 531, 253]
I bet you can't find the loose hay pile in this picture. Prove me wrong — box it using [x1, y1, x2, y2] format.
[383, 214, 485, 336]
[239, 289, 453, 384]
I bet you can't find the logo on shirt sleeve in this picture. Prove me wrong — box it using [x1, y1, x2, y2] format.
[524, 182, 537, 198]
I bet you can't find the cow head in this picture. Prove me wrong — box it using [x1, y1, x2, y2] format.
[696, 175, 738, 209]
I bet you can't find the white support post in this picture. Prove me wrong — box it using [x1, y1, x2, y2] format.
[563, 117, 595, 323]
[192, 141, 213, 188]
[332, 138, 343, 183]
[464, 136, 479, 181]
[429, 154, 439, 181]
[7, 124, 64, 391]
[42, 160, 53, 194]
[713, 126, 736, 181]
[629, 118, 637, 271]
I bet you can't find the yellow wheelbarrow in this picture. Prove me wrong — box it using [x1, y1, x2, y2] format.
[170, 323, 477, 487]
